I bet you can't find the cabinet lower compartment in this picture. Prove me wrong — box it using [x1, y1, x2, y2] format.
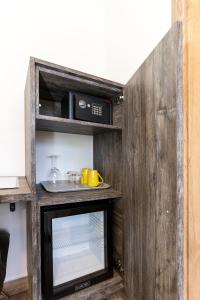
[41, 200, 113, 299]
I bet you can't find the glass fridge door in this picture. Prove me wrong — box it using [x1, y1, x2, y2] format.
[52, 211, 105, 286]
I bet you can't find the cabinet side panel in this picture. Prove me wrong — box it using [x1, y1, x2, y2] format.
[123, 22, 183, 300]
[25, 58, 36, 192]
[94, 105, 124, 271]
[27, 202, 41, 300]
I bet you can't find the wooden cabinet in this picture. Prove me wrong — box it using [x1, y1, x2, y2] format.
[25, 22, 183, 300]
[25, 57, 124, 300]
[123, 22, 183, 300]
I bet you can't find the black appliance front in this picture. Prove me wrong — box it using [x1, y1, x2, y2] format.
[41, 200, 113, 300]
[71, 92, 112, 125]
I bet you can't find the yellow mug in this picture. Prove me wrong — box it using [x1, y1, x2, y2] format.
[81, 168, 90, 185]
[87, 170, 104, 187]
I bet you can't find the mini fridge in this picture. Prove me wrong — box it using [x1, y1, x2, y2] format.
[41, 200, 113, 299]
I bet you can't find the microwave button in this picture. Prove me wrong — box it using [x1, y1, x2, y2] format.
[79, 99, 87, 109]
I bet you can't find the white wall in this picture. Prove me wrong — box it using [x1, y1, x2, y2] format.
[104, 0, 171, 83]
[0, 0, 106, 177]
[0, 0, 171, 282]
[0, 203, 27, 281]
[0, 0, 106, 281]
[36, 131, 93, 183]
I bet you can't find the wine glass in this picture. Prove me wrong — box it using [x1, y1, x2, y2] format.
[48, 155, 61, 184]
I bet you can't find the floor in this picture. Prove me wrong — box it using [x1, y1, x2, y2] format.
[0, 291, 127, 300]
[0, 292, 27, 300]
[108, 291, 127, 300]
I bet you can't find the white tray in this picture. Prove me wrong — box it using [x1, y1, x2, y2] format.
[40, 180, 110, 193]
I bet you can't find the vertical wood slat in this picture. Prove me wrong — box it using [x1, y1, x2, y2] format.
[26, 202, 41, 300]
[25, 57, 38, 300]
[93, 103, 124, 267]
[25, 57, 36, 192]
[123, 23, 183, 300]
[172, 1, 200, 299]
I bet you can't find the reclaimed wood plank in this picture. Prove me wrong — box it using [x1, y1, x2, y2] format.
[123, 22, 183, 300]
[1, 277, 28, 298]
[93, 105, 124, 269]
[36, 184, 122, 206]
[0, 177, 33, 203]
[34, 58, 124, 96]
[60, 272, 123, 300]
[25, 57, 36, 193]
[172, 1, 200, 299]
[36, 115, 122, 136]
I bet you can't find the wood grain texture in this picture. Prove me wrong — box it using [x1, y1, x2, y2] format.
[172, 0, 184, 24]
[1, 276, 126, 300]
[34, 58, 124, 97]
[25, 57, 36, 193]
[60, 272, 124, 300]
[0, 290, 126, 300]
[0, 291, 127, 300]
[25, 57, 125, 300]
[26, 202, 41, 300]
[172, 1, 200, 299]
[123, 23, 183, 300]
[0, 292, 28, 300]
[94, 103, 124, 268]
[0, 177, 33, 203]
[36, 115, 122, 136]
[1, 277, 28, 298]
[38, 67, 122, 102]
[36, 184, 122, 206]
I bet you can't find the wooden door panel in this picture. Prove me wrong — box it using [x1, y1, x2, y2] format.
[123, 22, 183, 300]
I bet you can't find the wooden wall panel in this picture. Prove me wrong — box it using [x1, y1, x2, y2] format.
[172, 1, 200, 299]
[123, 23, 183, 300]
[94, 103, 124, 268]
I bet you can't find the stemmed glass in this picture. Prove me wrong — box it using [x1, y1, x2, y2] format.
[48, 155, 61, 184]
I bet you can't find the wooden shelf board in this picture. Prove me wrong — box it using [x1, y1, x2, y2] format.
[36, 114, 122, 135]
[0, 273, 126, 300]
[60, 272, 124, 300]
[34, 57, 124, 101]
[0, 177, 34, 203]
[36, 184, 122, 206]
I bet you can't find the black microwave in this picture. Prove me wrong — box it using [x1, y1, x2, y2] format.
[62, 92, 113, 125]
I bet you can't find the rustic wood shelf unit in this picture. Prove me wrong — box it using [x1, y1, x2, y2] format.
[25, 56, 124, 300]
[24, 23, 184, 299]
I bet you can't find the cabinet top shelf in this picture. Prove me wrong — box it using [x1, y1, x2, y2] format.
[36, 114, 122, 135]
[34, 57, 124, 98]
